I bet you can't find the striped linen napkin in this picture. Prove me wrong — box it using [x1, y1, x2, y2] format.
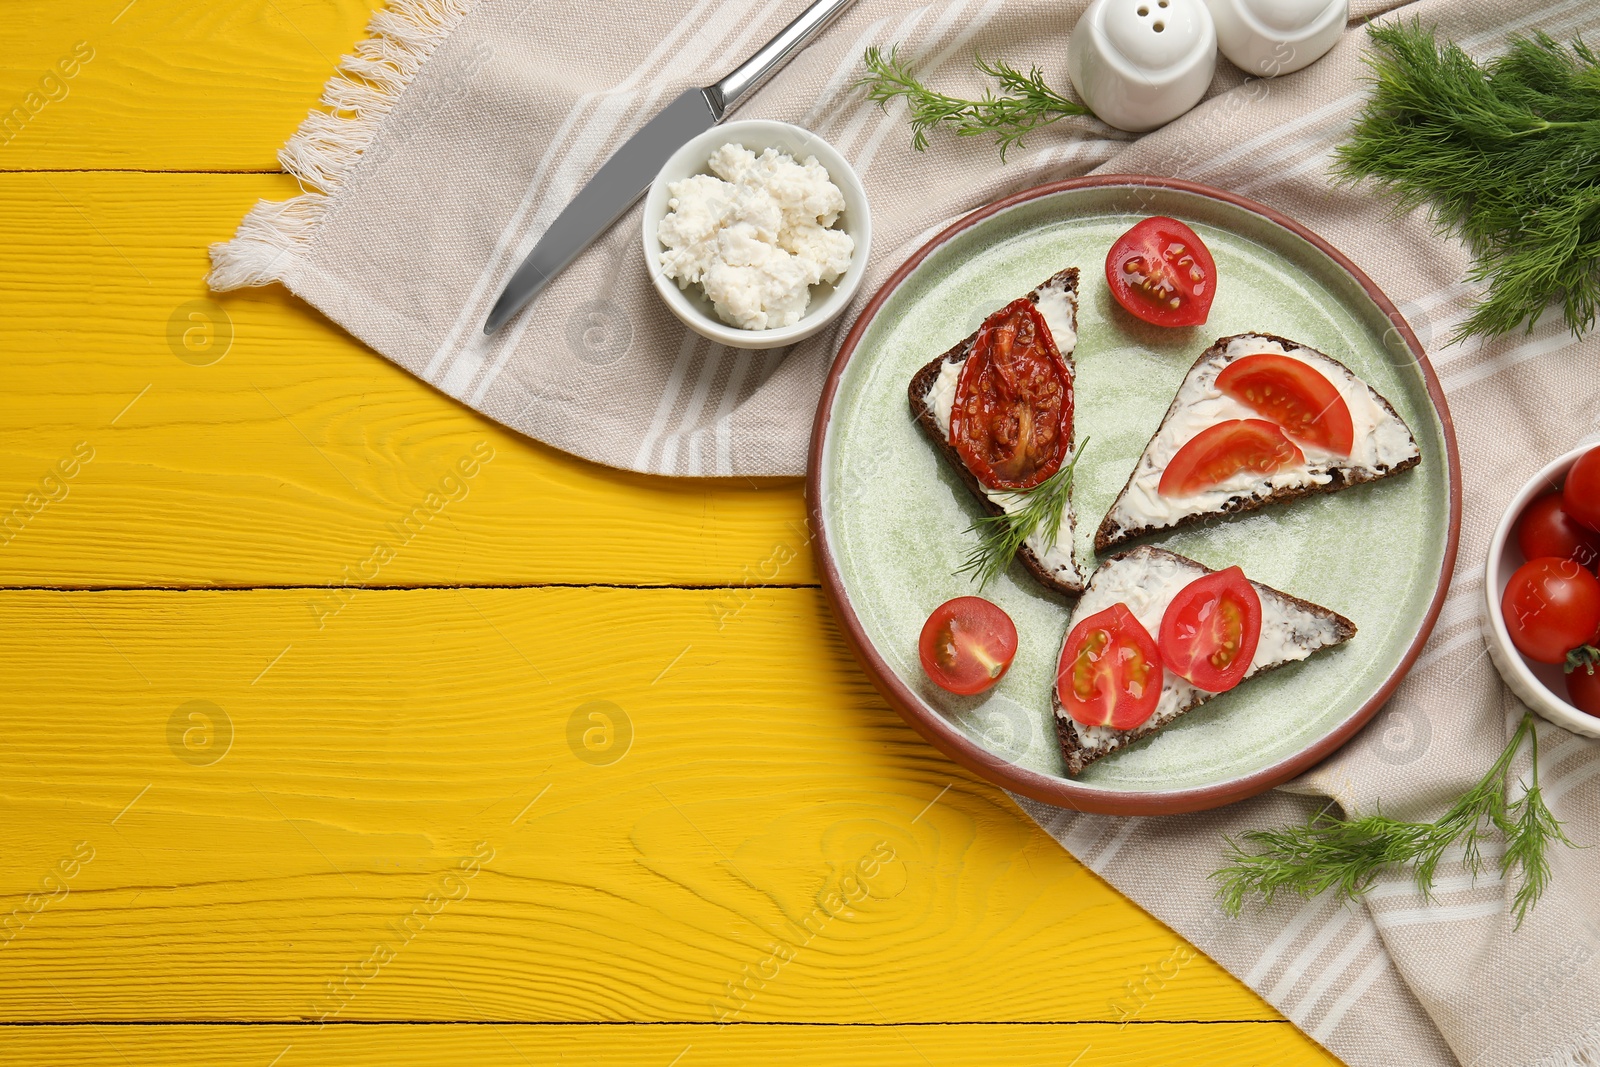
[211, 0, 1600, 1063]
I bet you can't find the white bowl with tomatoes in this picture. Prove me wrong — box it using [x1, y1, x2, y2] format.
[1483, 443, 1600, 738]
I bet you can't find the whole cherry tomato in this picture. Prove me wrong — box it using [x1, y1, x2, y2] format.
[1567, 657, 1600, 718]
[1517, 493, 1600, 572]
[1565, 447, 1600, 532]
[1502, 557, 1600, 664]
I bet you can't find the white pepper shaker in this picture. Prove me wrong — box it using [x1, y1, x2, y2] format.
[1066, 0, 1218, 133]
[1204, 0, 1348, 77]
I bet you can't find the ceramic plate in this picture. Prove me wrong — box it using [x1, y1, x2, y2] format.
[807, 176, 1461, 815]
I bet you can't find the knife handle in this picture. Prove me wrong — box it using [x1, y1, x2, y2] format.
[706, 0, 860, 116]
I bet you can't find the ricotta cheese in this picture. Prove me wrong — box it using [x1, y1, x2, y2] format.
[924, 276, 1083, 588]
[1102, 334, 1420, 543]
[657, 143, 855, 331]
[1059, 546, 1350, 756]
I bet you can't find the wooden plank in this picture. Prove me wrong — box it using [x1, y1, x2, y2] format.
[0, 587, 1276, 1024]
[1, 0, 382, 171]
[0, 171, 811, 587]
[2, 0, 1330, 1058]
[0, 1022, 1340, 1065]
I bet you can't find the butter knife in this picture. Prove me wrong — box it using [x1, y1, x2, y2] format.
[483, 0, 859, 335]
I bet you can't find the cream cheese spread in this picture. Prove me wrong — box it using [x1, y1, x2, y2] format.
[925, 277, 1082, 587]
[1102, 335, 1420, 542]
[657, 143, 854, 331]
[1059, 546, 1348, 754]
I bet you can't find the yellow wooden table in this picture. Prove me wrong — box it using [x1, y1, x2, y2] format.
[0, 3, 1346, 1063]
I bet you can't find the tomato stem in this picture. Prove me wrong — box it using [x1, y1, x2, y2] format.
[1566, 645, 1600, 675]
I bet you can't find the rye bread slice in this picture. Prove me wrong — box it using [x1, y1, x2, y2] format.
[908, 267, 1085, 597]
[1095, 332, 1422, 553]
[1053, 546, 1356, 777]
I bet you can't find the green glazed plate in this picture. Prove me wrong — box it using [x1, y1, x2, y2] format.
[807, 177, 1461, 815]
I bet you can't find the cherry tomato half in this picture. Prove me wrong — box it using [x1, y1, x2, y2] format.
[1568, 657, 1600, 718]
[950, 298, 1074, 491]
[1159, 566, 1264, 693]
[1056, 603, 1164, 731]
[1105, 216, 1216, 328]
[1159, 419, 1305, 498]
[1517, 494, 1600, 572]
[1216, 353, 1355, 455]
[919, 597, 1018, 696]
[1502, 557, 1600, 664]
[1565, 447, 1600, 533]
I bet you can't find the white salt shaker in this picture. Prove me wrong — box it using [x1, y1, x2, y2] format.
[1204, 0, 1348, 77]
[1067, 0, 1218, 133]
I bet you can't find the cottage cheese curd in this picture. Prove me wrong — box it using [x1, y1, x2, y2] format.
[657, 144, 854, 331]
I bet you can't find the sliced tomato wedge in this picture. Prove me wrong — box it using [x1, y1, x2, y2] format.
[1056, 604, 1164, 731]
[1105, 216, 1216, 327]
[1159, 567, 1263, 693]
[950, 298, 1073, 491]
[1159, 419, 1305, 498]
[1216, 353, 1355, 455]
[918, 597, 1018, 696]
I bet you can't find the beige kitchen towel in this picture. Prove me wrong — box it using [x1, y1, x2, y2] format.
[211, 0, 1600, 1064]
[1008, 4, 1600, 1067]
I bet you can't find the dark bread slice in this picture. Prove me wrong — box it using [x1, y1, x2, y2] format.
[1094, 332, 1422, 553]
[1053, 546, 1356, 777]
[908, 267, 1085, 597]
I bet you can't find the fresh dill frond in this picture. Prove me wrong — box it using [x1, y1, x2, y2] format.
[1213, 711, 1572, 927]
[1334, 22, 1600, 343]
[956, 439, 1089, 589]
[1503, 784, 1571, 926]
[857, 45, 1091, 161]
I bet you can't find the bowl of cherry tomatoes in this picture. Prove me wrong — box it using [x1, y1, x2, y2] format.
[1483, 443, 1600, 738]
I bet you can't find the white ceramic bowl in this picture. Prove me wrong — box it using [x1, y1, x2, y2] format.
[640, 119, 871, 351]
[1067, 0, 1218, 133]
[1482, 444, 1600, 739]
[1204, 0, 1347, 78]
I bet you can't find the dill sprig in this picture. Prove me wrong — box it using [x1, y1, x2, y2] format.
[1333, 22, 1600, 343]
[1214, 710, 1573, 927]
[956, 439, 1089, 589]
[857, 45, 1092, 161]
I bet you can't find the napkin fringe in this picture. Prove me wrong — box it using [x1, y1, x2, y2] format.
[1538, 1020, 1600, 1067]
[207, 0, 473, 290]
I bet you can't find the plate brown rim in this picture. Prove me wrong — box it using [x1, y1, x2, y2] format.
[804, 174, 1463, 816]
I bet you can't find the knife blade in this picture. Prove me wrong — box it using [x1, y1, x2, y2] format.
[482, 0, 859, 336]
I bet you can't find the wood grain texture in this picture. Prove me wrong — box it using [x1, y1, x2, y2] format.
[0, 0, 383, 171]
[0, 1023, 1342, 1065]
[0, 172, 812, 588]
[0, 587, 1277, 1026]
[0, 2, 1331, 1062]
